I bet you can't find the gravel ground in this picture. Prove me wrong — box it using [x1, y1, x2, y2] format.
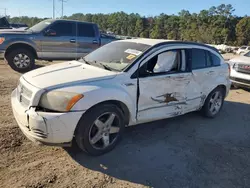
[1, 56, 250, 188]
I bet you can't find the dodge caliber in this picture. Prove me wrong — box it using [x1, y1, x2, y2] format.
[11, 39, 231, 155]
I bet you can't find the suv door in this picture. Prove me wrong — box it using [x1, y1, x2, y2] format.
[76, 23, 100, 58]
[190, 48, 222, 96]
[137, 48, 202, 123]
[41, 21, 77, 60]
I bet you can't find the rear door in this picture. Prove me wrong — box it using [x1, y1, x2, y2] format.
[76, 23, 100, 58]
[41, 21, 77, 60]
[190, 48, 221, 97]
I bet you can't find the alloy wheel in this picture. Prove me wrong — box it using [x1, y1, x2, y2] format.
[89, 112, 120, 149]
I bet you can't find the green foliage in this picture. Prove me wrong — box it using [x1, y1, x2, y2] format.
[6, 4, 250, 45]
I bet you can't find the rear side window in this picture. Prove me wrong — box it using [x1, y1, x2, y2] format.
[77, 23, 95, 37]
[191, 49, 206, 69]
[210, 52, 221, 66]
[50, 22, 76, 36]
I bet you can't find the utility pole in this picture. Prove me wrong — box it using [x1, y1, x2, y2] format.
[53, 0, 55, 19]
[59, 0, 67, 18]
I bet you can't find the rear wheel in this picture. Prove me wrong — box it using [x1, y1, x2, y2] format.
[6, 49, 35, 73]
[75, 104, 125, 156]
[202, 87, 225, 118]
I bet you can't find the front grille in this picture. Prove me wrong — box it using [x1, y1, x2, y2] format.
[230, 77, 250, 85]
[17, 81, 33, 108]
[237, 64, 250, 74]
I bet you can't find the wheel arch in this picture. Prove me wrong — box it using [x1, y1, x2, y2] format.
[81, 100, 131, 126]
[5, 43, 38, 59]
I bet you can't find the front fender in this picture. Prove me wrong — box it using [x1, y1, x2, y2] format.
[5, 38, 38, 51]
[63, 85, 136, 122]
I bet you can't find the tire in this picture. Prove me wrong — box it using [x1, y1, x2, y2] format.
[6, 49, 35, 73]
[202, 87, 225, 118]
[75, 104, 125, 156]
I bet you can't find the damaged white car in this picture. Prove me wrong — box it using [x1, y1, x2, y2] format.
[11, 39, 231, 155]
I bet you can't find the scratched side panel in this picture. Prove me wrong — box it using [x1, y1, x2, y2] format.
[137, 73, 201, 123]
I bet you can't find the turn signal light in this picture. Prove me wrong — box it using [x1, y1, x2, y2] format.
[0, 37, 5, 44]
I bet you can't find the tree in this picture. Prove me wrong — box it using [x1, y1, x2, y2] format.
[236, 17, 250, 45]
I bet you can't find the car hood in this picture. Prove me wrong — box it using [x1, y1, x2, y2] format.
[0, 29, 32, 35]
[23, 61, 118, 89]
[229, 56, 250, 64]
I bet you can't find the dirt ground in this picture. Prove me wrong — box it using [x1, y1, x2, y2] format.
[1, 56, 250, 188]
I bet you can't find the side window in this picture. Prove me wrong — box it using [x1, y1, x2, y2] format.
[140, 50, 184, 76]
[191, 49, 206, 69]
[205, 51, 213, 67]
[77, 23, 95, 37]
[50, 22, 76, 36]
[210, 52, 221, 66]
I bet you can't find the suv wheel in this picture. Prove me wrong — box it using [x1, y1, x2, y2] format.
[75, 104, 125, 156]
[6, 49, 35, 73]
[202, 87, 225, 118]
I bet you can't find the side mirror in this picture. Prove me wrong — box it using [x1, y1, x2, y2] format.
[45, 29, 57, 36]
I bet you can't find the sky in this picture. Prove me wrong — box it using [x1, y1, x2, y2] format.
[1, 0, 250, 18]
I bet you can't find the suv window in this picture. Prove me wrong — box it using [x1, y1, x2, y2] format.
[50, 22, 76, 36]
[77, 23, 95, 37]
[192, 49, 206, 69]
[139, 50, 184, 76]
[210, 52, 221, 66]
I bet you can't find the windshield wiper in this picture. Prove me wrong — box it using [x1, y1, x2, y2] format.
[99, 63, 113, 71]
[81, 58, 91, 65]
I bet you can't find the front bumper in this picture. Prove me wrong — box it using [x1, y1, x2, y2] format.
[11, 89, 84, 146]
[230, 69, 250, 88]
[230, 77, 250, 88]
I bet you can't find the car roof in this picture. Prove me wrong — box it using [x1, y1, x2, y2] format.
[49, 19, 95, 25]
[119, 38, 219, 53]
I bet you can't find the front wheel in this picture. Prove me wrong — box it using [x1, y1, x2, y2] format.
[202, 87, 225, 118]
[6, 49, 35, 73]
[75, 104, 125, 156]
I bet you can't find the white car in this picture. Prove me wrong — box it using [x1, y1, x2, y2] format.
[229, 51, 250, 88]
[11, 39, 231, 155]
[236, 46, 250, 55]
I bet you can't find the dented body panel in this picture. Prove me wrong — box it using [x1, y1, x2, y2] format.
[11, 39, 231, 146]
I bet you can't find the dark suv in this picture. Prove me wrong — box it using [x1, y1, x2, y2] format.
[0, 19, 101, 72]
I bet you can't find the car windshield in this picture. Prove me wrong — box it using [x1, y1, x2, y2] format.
[28, 19, 53, 32]
[82, 41, 151, 71]
[244, 51, 250, 57]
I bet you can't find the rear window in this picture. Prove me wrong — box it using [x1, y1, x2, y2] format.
[77, 23, 95, 37]
[210, 52, 221, 66]
[191, 49, 206, 69]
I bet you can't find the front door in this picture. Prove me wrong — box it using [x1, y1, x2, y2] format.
[137, 49, 202, 123]
[41, 21, 77, 60]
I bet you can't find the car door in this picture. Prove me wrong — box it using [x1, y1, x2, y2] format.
[76, 23, 100, 58]
[190, 48, 220, 97]
[41, 21, 77, 60]
[137, 47, 202, 123]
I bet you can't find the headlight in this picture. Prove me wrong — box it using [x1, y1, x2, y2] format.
[39, 91, 84, 112]
[0, 37, 5, 44]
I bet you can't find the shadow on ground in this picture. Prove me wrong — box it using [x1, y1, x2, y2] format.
[66, 101, 250, 188]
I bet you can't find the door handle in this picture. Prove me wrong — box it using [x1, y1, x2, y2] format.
[207, 71, 215, 74]
[92, 40, 98, 44]
[70, 39, 76, 43]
